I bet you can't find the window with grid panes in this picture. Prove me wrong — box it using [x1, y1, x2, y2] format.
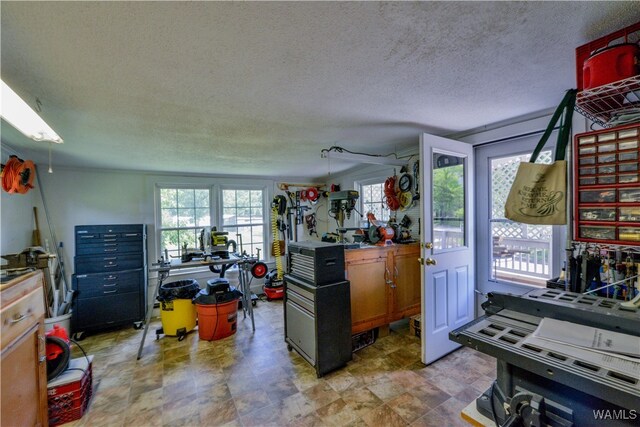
[159, 188, 211, 258]
[360, 182, 390, 224]
[222, 189, 265, 258]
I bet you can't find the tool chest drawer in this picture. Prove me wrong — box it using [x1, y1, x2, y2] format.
[75, 241, 143, 255]
[74, 253, 143, 274]
[72, 224, 147, 336]
[73, 292, 142, 330]
[73, 269, 143, 299]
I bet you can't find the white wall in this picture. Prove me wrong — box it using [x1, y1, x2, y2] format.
[0, 144, 37, 256]
[18, 166, 318, 294]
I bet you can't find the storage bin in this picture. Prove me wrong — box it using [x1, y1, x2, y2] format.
[579, 190, 616, 203]
[598, 143, 616, 152]
[619, 208, 640, 222]
[618, 151, 638, 161]
[618, 227, 640, 242]
[618, 129, 638, 139]
[580, 226, 616, 240]
[619, 174, 639, 183]
[579, 208, 616, 221]
[620, 188, 640, 203]
[598, 176, 616, 185]
[619, 140, 638, 150]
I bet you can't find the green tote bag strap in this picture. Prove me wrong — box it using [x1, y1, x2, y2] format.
[530, 89, 578, 163]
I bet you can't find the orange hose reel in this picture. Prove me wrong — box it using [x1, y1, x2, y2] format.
[1, 156, 35, 194]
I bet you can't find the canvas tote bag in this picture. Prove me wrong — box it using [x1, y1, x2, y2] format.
[505, 89, 577, 225]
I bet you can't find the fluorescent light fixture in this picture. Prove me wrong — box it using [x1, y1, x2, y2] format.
[1, 79, 63, 143]
[321, 150, 407, 166]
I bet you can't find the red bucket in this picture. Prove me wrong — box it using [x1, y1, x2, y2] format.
[195, 300, 238, 340]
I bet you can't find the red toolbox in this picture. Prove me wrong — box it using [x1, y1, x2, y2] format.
[47, 355, 93, 427]
[583, 43, 639, 90]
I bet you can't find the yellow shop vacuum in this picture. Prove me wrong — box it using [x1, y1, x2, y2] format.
[156, 279, 200, 341]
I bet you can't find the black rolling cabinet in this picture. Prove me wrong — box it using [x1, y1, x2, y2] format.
[284, 274, 352, 377]
[283, 241, 351, 377]
[72, 224, 147, 337]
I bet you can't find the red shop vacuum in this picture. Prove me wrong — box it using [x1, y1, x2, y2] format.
[263, 269, 284, 300]
[46, 325, 71, 381]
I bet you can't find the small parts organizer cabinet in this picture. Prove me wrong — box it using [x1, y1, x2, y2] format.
[72, 224, 147, 337]
[574, 123, 640, 244]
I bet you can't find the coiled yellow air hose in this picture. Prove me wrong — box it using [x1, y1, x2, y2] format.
[272, 206, 284, 280]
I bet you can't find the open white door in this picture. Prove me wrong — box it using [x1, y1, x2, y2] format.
[420, 133, 475, 365]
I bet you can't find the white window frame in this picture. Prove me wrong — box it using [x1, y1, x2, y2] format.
[218, 184, 269, 259]
[475, 133, 566, 293]
[357, 176, 391, 225]
[155, 184, 214, 260]
[154, 182, 270, 263]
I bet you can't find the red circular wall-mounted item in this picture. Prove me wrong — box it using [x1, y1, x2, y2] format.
[2, 156, 36, 194]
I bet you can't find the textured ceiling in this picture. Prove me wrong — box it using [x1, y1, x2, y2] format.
[1, 2, 638, 178]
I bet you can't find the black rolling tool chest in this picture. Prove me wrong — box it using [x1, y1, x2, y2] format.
[284, 241, 351, 377]
[72, 224, 147, 337]
[287, 241, 345, 285]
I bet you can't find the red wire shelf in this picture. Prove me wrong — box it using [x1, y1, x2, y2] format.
[575, 75, 640, 128]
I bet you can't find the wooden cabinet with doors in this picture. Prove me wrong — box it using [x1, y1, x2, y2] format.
[345, 244, 421, 334]
[1, 270, 48, 427]
[388, 244, 421, 321]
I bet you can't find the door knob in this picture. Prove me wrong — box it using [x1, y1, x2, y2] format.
[425, 258, 437, 266]
[423, 242, 433, 249]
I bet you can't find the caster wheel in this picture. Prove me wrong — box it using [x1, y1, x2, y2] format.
[287, 344, 293, 352]
[156, 334, 160, 341]
[72, 332, 86, 341]
[133, 322, 143, 330]
[252, 300, 257, 307]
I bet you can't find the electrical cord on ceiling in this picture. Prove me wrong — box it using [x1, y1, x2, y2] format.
[321, 146, 415, 161]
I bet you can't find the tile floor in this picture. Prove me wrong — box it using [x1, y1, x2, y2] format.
[63, 299, 496, 427]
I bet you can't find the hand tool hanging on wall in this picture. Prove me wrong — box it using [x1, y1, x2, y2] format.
[305, 213, 318, 237]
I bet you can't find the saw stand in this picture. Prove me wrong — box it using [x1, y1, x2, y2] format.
[137, 259, 171, 360]
[236, 255, 260, 331]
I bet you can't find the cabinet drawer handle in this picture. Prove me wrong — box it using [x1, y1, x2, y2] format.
[104, 283, 117, 287]
[103, 257, 117, 261]
[104, 239, 117, 242]
[104, 242, 117, 246]
[10, 313, 29, 324]
[104, 264, 119, 268]
[80, 235, 96, 239]
[104, 234, 117, 238]
[125, 233, 138, 237]
[103, 290, 117, 294]
[104, 249, 118, 252]
[104, 276, 117, 281]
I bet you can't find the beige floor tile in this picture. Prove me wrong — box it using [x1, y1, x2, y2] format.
[67, 300, 493, 427]
[360, 403, 408, 427]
